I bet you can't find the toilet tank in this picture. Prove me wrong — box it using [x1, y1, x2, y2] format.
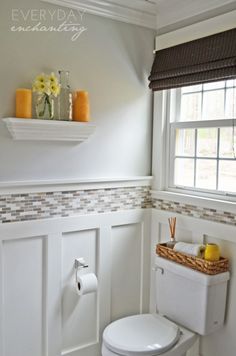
[155, 256, 230, 335]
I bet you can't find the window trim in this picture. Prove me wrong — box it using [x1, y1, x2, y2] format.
[151, 189, 236, 214]
[152, 90, 236, 209]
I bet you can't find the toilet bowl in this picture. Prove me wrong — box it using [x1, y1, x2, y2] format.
[102, 314, 197, 356]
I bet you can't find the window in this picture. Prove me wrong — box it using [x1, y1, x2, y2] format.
[168, 79, 236, 198]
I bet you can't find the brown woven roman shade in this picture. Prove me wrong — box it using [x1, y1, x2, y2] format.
[149, 28, 236, 91]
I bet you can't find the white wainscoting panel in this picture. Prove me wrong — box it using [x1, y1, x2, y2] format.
[200, 237, 236, 356]
[62, 229, 98, 355]
[111, 223, 143, 321]
[0, 209, 150, 356]
[3, 236, 45, 356]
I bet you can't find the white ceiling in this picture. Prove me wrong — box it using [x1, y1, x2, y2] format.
[42, 0, 236, 31]
[156, 0, 236, 31]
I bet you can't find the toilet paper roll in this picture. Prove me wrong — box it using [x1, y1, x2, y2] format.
[76, 273, 98, 296]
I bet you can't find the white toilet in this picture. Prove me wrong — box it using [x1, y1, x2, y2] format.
[102, 256, 230, 356]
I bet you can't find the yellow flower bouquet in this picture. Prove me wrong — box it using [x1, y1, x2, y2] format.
[33, 72, 60, 119]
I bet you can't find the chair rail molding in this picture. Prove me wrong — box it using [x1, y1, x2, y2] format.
[0, 176, 152, 194]
[41, 0, 157, 29]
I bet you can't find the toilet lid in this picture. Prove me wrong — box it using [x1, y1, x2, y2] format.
[103, 314, 180, 356]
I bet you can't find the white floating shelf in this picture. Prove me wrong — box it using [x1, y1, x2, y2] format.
[3, 118, 96, 142]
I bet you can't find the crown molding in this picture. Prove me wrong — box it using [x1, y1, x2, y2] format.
[41, 0, 157, 29]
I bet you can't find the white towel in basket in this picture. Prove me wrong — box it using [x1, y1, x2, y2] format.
[173, 242, 205, 257]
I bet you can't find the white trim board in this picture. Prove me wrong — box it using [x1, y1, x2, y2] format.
[0, 209, 150, 239]
[155, 10, 236, 50]
[152, 190, 236, 215]
[41, 0, 157, 29]
[0, 176, 152, 195]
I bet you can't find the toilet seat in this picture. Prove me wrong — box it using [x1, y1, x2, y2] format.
[103, 314, 181, 356]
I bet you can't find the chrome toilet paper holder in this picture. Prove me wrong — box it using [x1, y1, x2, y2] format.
[74, 258, 89, 293]
[74, 258, 89, 271]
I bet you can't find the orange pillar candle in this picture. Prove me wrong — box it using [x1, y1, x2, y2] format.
[73, 91, 90, 122]
[15, 89, 32, 118]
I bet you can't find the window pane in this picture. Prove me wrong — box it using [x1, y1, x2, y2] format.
[225, 88, 236, 119]
[174, 158, 194, 187]
[196, 159, 217, 190]
[202, 90, 224, 120]
[219, 127, 236, 158]
[175, 129, 195, 156]
[181, 93, 201, 121]
[181, 84, 202, 93]
[203, 81, 225, 90]
[197, 128, 217, 157]
[218, 161, 236, 193]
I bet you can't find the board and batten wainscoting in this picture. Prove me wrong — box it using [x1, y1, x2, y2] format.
[0, 177, 152, 356]
[0, 177, 235, 356]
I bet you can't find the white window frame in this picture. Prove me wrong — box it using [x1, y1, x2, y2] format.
[152, 90, 236, 212]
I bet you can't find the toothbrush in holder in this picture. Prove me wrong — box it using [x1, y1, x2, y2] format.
[166, 217, 177, 248]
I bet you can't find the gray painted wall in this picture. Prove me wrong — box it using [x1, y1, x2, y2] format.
[0, 0, 155, 182]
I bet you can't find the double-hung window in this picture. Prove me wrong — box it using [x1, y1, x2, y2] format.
[149, 28, 236, 201]
[168, 79, 236, 198]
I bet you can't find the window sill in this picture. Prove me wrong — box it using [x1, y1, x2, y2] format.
[151, 190, 236, 214]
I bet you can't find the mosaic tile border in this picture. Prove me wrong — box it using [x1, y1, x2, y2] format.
[0, 186, 152, 224]
[153, 198, 236, 227]
[0, 187, 235, 226]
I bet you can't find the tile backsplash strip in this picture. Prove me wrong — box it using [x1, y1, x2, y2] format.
[153, 198, 236, 226]
[0, 186, 152, 223]
[0, 187, 235, 225]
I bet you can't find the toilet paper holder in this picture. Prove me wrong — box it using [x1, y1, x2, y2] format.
[74, 258, 89, 271]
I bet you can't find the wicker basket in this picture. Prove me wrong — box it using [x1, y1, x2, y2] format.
[156, 243, 229, 275]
